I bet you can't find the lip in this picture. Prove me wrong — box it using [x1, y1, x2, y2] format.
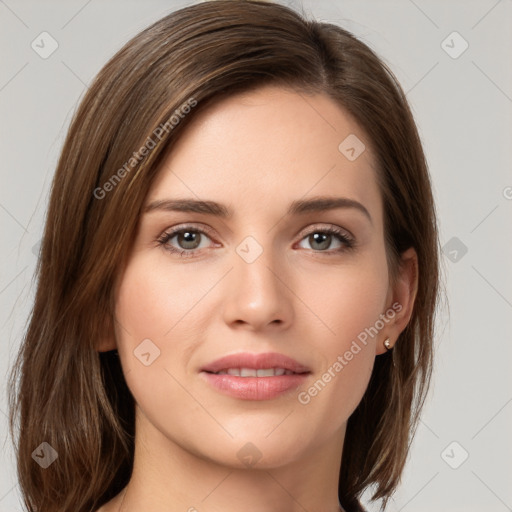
[201, 352, 311, 374]
[199, 352, 311, 401]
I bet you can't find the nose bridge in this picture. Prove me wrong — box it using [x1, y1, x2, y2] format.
[222, 233, 293, 329]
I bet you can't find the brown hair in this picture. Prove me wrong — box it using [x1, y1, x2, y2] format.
[8, 1, 445, 511]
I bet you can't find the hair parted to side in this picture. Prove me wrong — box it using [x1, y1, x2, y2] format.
[8, 1, 444, 511]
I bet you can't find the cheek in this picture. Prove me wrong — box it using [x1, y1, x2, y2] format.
[112, 253, 232, 396]
[297, 251, 389, 350]
[331, 273, 388, 344]
[112, 256, 210, 421]
[294, 256, 388, 424]
[114, 254, 213, 343]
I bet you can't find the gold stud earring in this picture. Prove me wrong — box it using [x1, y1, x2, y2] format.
[384, 337, 392, 351]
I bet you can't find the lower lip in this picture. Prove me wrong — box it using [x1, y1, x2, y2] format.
[200, 372, 309, 400]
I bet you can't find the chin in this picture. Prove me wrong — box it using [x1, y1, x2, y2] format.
[193, 430, 311, 470]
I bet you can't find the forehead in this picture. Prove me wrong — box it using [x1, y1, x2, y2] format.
[147, 85, 382, 226]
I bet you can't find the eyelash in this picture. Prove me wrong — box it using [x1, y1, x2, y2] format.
[156, 224, 356, 259]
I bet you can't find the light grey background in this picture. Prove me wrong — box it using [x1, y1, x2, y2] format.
[1, 0, 511, 511]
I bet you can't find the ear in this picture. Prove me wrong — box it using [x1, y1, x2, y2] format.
[94, 313, 118, 352]
[375, 247, 419, 355]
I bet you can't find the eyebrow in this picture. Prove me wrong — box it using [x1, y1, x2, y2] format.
[143, 196, 372, 224]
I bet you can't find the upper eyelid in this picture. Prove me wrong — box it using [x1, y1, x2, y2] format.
[163, 222, 217, 239]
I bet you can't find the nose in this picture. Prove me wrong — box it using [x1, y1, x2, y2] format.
[222, 244, 294, 332]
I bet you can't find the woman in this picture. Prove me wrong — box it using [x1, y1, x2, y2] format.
[8, 1, 443, 511]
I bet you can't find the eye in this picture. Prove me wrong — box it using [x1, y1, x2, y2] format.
[297, 225, 355, 254]
[157, 225, 217, 258]
[157, 223, 356, 258]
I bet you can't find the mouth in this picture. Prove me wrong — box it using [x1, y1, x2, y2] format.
[205, 367, 302, 377]
[200, 351, 310, 374]
[199, 352, 311, 400]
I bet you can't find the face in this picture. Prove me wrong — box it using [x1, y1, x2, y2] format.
[110, 85, 403, 469]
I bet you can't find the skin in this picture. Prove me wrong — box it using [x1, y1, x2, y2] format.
[96, 85, 418, 512]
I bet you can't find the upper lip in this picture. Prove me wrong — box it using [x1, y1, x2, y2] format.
[200, 352, 311, 374]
